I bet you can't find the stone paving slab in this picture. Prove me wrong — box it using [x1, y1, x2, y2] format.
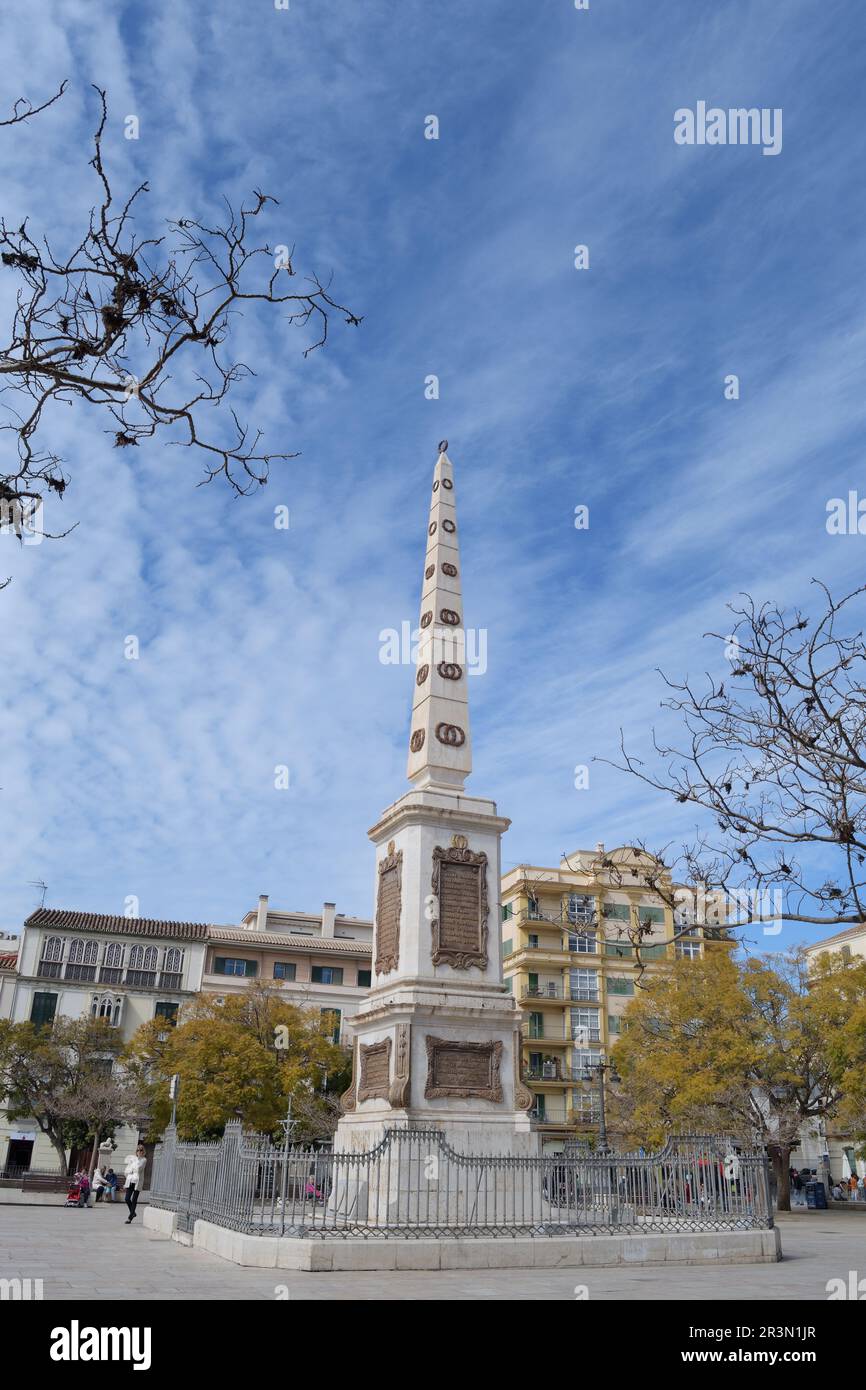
[0, 1204, 861, 1299]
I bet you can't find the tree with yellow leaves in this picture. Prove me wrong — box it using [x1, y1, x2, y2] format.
[122, 982, 350, 1143]
[610, 949, 866, 1210]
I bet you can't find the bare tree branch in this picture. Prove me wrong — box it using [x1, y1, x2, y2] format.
[0, 83, 361, 523]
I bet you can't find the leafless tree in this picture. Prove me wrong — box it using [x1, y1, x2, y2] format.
[609, 580, 866, 934]
[0, 81, 360, 534]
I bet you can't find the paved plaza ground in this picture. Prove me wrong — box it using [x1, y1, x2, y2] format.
[1, 1203, 863, 1300]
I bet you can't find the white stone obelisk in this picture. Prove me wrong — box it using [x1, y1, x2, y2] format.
[336, 444, 536, 1157]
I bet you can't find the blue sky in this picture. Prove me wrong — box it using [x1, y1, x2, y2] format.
[1, 0, 865, 951]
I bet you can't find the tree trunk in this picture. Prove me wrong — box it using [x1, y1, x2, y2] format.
[771, 1145, 792, 1211]
[48, 1133, 68, 1175]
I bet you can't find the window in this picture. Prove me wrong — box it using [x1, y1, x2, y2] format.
[607, 1014, 622, 1035]
[572, 1090, 600, 1122]
[38, 935, 64, 979]
[66, 938, 98, 980]
[30, 992, 57, 1028]
[607, 977, 634, 996]
[529, 1011, 544, 1039]
[527, 933, 539, 949]
[527, 896, 541, 920]
[311, 966, 343, 986]
[90, 993, 122, 1026]
[567, 894, 594, 923]
[605, 940, 633, 957]
[531, 1094, 546, 1121]
[571, 1007, 601, 1043]
[104, 942, 124, 968]
[155, 1002, 179, 1025]
[637, 906, 665, 926]
[320, 1008, 341, 1043]
[214, 957, 258, 977]
[602, 903, 630, 923]
[357, 969, 371, 988]
[502, 937, 513, 957]
[569, 932, 597, 954]
[573, 1048, 603, 1075]
[675, 940, 701, 960]
[569, 968, 598, 1000]
[273, 961, 297, 981]
[640, 944, 667, 961]
[501, 902, 513, 921]
[92, 1056, 114, 1079]
[163, 947, 183, 974]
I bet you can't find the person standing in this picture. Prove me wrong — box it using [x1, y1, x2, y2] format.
[124, 1145, 147, 1224]
[77, 1170, 91, 1208]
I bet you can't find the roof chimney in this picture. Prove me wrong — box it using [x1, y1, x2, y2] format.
[256, 894, 269, 932]
[321, 902, 336, 937]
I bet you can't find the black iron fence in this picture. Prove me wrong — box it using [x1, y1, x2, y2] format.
[147, 1122, 773, 1240]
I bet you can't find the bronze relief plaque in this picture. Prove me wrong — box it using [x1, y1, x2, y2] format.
[357, 1038, 392, 1104]
[424, 1037, 502, 1102]
[431, 844, 488, 969]
[375, 847, 402, 975]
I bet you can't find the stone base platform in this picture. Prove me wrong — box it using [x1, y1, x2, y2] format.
[143, 1207, 782, 1270]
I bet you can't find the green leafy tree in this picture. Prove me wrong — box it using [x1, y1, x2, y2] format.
[0, 1015, 131, 1172]
[123, 981, 349, 1142]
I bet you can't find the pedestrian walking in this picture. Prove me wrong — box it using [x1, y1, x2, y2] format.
[124, 1145, 147, 1224]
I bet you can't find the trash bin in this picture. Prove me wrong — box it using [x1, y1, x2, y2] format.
[805, 1181, 827, 1209]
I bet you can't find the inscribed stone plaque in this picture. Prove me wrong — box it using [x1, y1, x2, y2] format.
[375, 848, 402, 975]
[357, 1038, 392, 1104]
[431, 845, 488, 969]
[424, 1037, 502, 1102]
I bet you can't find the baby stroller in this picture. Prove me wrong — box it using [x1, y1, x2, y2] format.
[64, 1180, 82, 1207]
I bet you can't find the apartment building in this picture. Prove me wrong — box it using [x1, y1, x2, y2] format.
[0, 898, 373, 1176]
[501, 843, 731, 1152]
[201, 896, 373, 1044]
[795, 923, 866, 1184]
[1, 906, 210, 1173]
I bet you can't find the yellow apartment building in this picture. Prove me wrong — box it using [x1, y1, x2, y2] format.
[501, 843, 731, 1152]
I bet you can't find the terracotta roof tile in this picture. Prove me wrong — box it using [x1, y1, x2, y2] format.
[25, 907, 212, 941]
[0, 952, 17, 970]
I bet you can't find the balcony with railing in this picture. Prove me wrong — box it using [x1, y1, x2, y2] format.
[522, 984, 565, 1001]
[36, 960, 62, 979]
[125, 969, 157, 988]
[525, 1061, 568, 1082]
[64, 963, 97, 982]
[99, 966, 123, 984]
[159, 972, 183, 991]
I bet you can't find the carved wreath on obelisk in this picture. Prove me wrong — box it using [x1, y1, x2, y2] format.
[430, 844, 488, 969]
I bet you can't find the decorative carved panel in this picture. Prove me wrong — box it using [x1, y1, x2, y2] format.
[424, 1036, 502, 1102]
[442, 562, 458, 577]
[416, 664, 429, 685]
[375, 847, 402, 974]
[431, 844, 488, 969]
[410, 729, 425, 753]
[357, 1038, 392, 1104]
[340, 1039, 358, 1112]
[442, 519, 455, 533]
[388, 1022, 411, 1107]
